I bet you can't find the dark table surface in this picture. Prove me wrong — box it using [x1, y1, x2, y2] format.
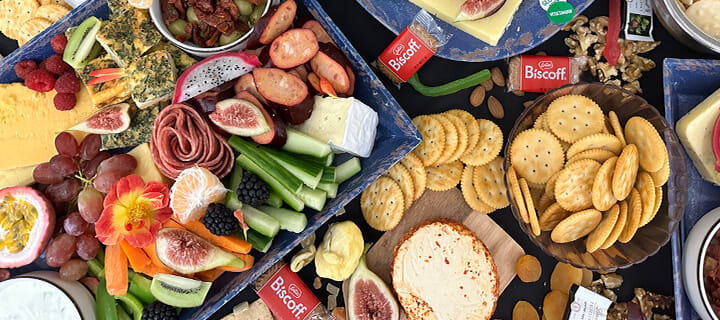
[0, 0, 716, 318]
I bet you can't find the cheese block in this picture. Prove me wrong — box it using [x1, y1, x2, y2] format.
[392, 219, 498, 320]
[293, 96, 378, 157]
[409, 0, 522, 46]
[0, 83, 95, 171]
[126, 143, 169, 184]
[0, 165, 35, 189]
[676, 88, 720, 185]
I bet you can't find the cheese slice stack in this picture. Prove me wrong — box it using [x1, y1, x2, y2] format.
[676, 88, 720, 185]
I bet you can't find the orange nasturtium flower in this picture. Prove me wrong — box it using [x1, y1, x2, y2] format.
[95, 174, 172, 248]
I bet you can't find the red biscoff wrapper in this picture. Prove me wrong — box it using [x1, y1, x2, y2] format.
[507, 55, 587, 93]
[255, 262, 335, 320]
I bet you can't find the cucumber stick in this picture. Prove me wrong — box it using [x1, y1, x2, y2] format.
[224, 166, 244, 210]
[263, 147, 324, 188]
[317, 182, 338, 198]
[336, 157, 361, 183]
[267, 191, 282, 208]
[229, 136, 303, 193]
[235, 155, 304, 211]
[297, 186, 326, 211]
[243, 206, 280, 238]
[239, 229, 273, 253]
[321, 167, 336, 183]
[258, 205, 307, 233]
[282, 128, 332, 158]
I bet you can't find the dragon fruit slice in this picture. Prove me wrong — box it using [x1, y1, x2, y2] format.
[172, 51, 262, 103]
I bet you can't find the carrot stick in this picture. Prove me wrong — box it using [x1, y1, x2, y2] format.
[105, 244, 128, 295]
[119, 239, 151, 273]
[142, 242, 174, 275]
[196, 268, 226, 282]
[170, 218, 252, 254]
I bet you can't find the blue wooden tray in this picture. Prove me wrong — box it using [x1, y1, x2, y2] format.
[355, 0, 595, 62]
[663, 58, 720, 320]
[0, 0, 421, 319]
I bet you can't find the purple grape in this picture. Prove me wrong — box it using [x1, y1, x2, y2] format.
[55, 132, 78, 156]
[93, 170, 123, 194]
[76, 233, 99, 261]
[45, 233, 77, 267]
[33, 162, 63, 184]
[49, 154, 78, 177]
[77, 187, 103, 223]
[45, 178, 80, 204]
[97, 154, 137, 176]
[79, 134, 101, 160]
[63, 212, 89, 236]
[82, 152, 111, 178]
[59, 259, 88, 281]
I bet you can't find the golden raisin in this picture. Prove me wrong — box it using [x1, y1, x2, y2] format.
[543, 290, 568, 320]
[512, 300, 539, 320]
[515, 254, 542, 282]
[550, 262, 584, 294]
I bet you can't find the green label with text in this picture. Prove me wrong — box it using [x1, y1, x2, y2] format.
[547, 1, 575, 24]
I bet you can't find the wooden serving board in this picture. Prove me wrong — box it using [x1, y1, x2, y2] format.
[366, 188, 525, 295]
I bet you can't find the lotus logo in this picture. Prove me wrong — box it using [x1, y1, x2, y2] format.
[288, 284, 301, 298]
[538, 60, 554, 70]
[393, 44, 405, 56]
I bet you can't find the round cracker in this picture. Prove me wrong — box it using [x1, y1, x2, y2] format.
[650, 153, 670, 186]
[652, 186, 663, 220]
[612, 144, 640, 201]
[460, 119, 503, 166]
[608, 111, 626, 146]
[636, 171, 656, 227]
[473, 157, 509, 209]
[445, 109, 481, 156]
[520, 178, 540, 235]
[618, 188, 642, 243]
[432, 114, 460, 165]
[554, 159, 602, 211]
[534, 112, 549, 130]
[539, 202, 571, 231]
[567, 148, 617, 165]
[443, 113, 470, 163]
[384, 163, 415, 211]
[600, 200, 628, 249]
[545, 171, 561, 200]
[412, 115, 446, 166]
[460, 165, 495, 214]
[507, 165, 528, 222]
[545, 95, 604, 143]
[566, 133, 623, 159]
[361, 176, 405, 231]
[22, 17, 52, 40]
[34, 4, 69, 22]
[509, 128, 565, 184]
[592, 157, 619, 211]
[624, 116, 667, 173]
[550, 209, 602, 243]
[400, 152, 427, 200]
[586, 204, 620, 253]
[426, 160, 463, 191]
[537, 192, 554, 214]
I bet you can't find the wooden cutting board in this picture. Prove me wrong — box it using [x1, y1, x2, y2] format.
[366, 188, 525, 295]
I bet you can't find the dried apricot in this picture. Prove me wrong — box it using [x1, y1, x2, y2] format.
[550, 262, 583, 294]
[581, 268, 593, 286]
[512, 300, 539, 320]
[515, 254, 542, 282]
[543, 290, 568, 320]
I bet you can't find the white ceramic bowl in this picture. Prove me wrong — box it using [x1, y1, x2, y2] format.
[0, 270, 95, 319]
[683, 206, 720, 320]
[149, 0, 272, 57]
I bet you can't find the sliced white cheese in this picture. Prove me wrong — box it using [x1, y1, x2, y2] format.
[676, 88, 720, 185]
[294, 96, 378, 157]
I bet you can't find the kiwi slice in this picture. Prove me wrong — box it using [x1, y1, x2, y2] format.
[63, 17, 103, 69]
[150, 273, 211, 308]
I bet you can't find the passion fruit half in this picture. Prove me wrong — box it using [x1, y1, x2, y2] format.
[0, 186, 55, 268]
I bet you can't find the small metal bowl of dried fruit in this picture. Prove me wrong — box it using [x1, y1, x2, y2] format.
[683, 206, 720, 320]
[149, 0, 272, 57]
[503, 82, 688, 271]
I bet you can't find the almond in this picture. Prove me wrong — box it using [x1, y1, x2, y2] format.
[481, 78, 494, 91]
[523, 100, 535, 108]
[491, 67, 505, 87]
[512, 89, 525, 96]
[487, 96, 504, 119]
[469, 86, 485, 107]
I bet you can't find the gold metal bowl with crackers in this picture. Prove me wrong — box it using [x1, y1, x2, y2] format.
[503, 82, 688, 271]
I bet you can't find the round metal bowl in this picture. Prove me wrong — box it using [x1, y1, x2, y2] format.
[504, 82, 688, 271]
[683, 206, 720, 320]
[653, 0, 720, 54]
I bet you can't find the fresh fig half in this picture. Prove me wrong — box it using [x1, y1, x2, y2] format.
[70, 103, 130, 134]
[343, 246, 400, 320]
[209, 98, 271, 137]
[155, 228, 245, 274]
[456, 0, 507, 21]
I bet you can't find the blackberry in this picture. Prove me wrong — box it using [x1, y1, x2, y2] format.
[201, 203, 239, 236]
[141, 301, 178, 320]
[236, 171, 269, 206]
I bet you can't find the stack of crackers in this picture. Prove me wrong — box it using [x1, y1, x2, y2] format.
[507, 94, 670, 253]
[360, 109, 509, 231]
[0, 0, 71, 45]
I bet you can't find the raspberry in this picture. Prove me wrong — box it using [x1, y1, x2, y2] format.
[14, 60, 37, 79]
[54, 93, 76, 111]
[40, 54, 72, 75]
[25, 69, 56, 92]
[50, 34, 68, 54]
[55, 72, 81, 93]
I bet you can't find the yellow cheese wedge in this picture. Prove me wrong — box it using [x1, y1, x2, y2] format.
[127, 143, 169, 184]
[676, 88, 720, 185]
[0, 165, 35, 189]
[0, 83, 95, 171]
[409, 0, 523, 46]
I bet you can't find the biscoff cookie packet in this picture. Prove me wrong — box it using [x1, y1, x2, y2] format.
[507, 55, 588, 93]
[377, 10, 452, 84]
